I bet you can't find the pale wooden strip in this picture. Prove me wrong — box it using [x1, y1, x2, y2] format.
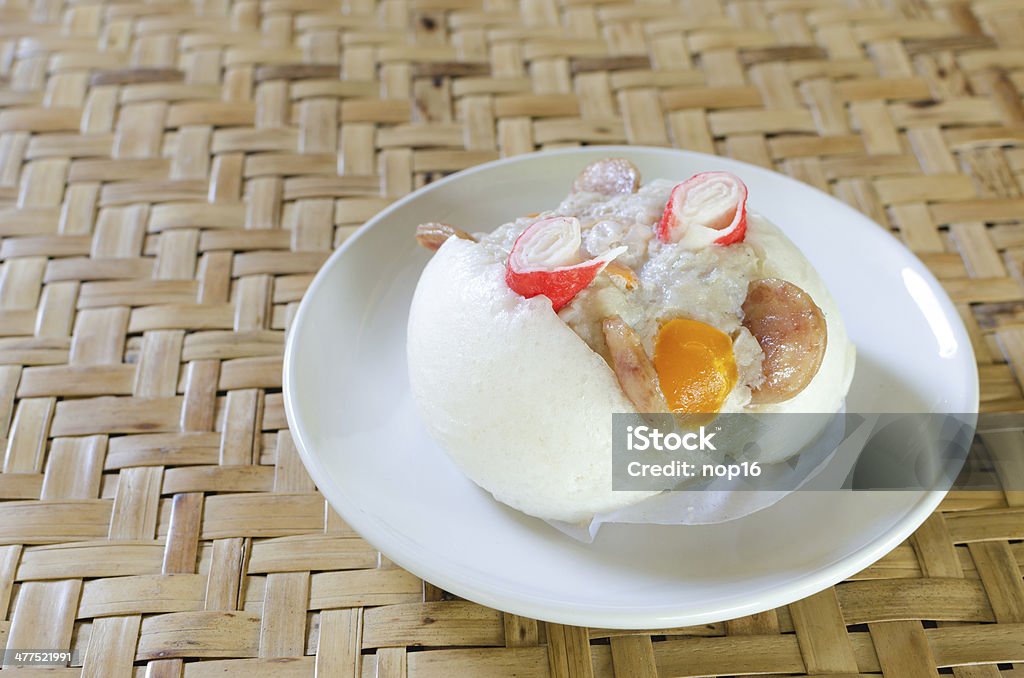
[874, 174, 977, 204]
[162, 465, 273, 494]
[263, 394, 287, 431]
[3, 580, 81, 668]
[163, 493, 202, 574]
[906, 127, 958, 174]
[789, 588, 859, 672]
[81, 615, 141, 678]
[91, 205, 147, 258]
[78, 280, 198, 308]
[849, 100, 901, 155]
[249, 535, 376, 573]
[366, 645, 404, 678]
[868, 621, 939, 678]
[503, 614, 538, 648]
[179, 359, 220, 432]
[258, 572, 309, 657]
[0, 366, 21, 441]
[968, 542, 1024, 622]
[942, 277, 1022, 304]
[108, 466, 163, 540]
[105, 432, 219, 469]
[219, 389, 260, 465]
[136, 611, 261, 660]
[3, 397, 55, 473]
[316, 608, 362, 678]
[219, 357, 282, 390]
[154, 230, 199, 280]
[149, 203, 245, 231]
[926, 622, 1024, 666]
[205, 538, 247, 611]
[407, 646, 549, 678]
[708, 108, 816, 135]
[945, 507, 1024, 542]
[0, 235, 91, 259]
[41, 436, 105, 499]
[114, 102, 165, 158]
[70, 307, 129, 365]
[0, 337, 70, 366]
[170, 127, 210, 180]
[890, 204, 946, 253]
[233, 276, 272, 330]
[889, 98, 1001, 127]
[910, 513, 964, 577]
[198, 252, 232, 305]
[28, 284, 75, 337]
[273, 431, 314, 493]
[546, 623, 594, 678]
[200, 231, 288, 254]
[134, 330, 184, 397]
[653, 635, 805, 676]
[836, 578, 993, 623]
[46, 259, 151, 284]
[310, 569, 422, 610]
[70, 158, 170, 183]
[244, 179, 283, 230]
[51, 396, 183, 436]
[18, 365, 135, 397]
[618, 89, 667, 146]
[0, 545, 20, 617]
[16, 541, 163, 580]
[129, 304, 234, 332]
[0, 473, 43, 499]
[608, 636, 656, 678]
[362, 601, 504, 648]
[980, 429, 1024, 507]
[183, 657, 315, 678]
[725, 134, 772, 169]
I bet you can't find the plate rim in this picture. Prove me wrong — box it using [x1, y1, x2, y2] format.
[283, 145, 980, 628]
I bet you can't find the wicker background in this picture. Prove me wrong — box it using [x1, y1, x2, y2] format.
[0, 0, 1023, 674]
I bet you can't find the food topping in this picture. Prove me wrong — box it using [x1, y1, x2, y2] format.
[603, 261, 638, 289]
[741, 278, 827, 404]
[416, 222, 477, 251]
[572, 158, 642, 195]
[653, 318, 738, 414]
[602, 315, 668, 413]
[506, 216, 626, 311]
[656, 171, 748, 247]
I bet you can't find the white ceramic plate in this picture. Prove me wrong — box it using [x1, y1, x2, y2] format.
[283, 146, 978, 628]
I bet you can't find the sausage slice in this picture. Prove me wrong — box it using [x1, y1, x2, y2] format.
[741, 278, 827, 404]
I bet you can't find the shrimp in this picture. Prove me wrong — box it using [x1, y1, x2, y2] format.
[415, 222, 477, 251]
[741, 278, 827, 404]
[601, 315, 668, 413]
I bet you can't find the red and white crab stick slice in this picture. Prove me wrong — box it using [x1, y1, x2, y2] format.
[656, 171, 748, 247]
[506, 216, 627, 312]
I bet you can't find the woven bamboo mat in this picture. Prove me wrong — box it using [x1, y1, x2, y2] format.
[0, 0, 1023, 674]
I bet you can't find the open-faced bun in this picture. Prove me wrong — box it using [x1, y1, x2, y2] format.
[407, 174, 856, 520]
[407, 237, 660, 523]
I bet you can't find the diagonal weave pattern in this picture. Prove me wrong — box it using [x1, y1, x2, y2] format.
[1, 0, 1024, 675]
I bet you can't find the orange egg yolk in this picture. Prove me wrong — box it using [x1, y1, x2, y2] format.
[654, 318, 738, 414]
